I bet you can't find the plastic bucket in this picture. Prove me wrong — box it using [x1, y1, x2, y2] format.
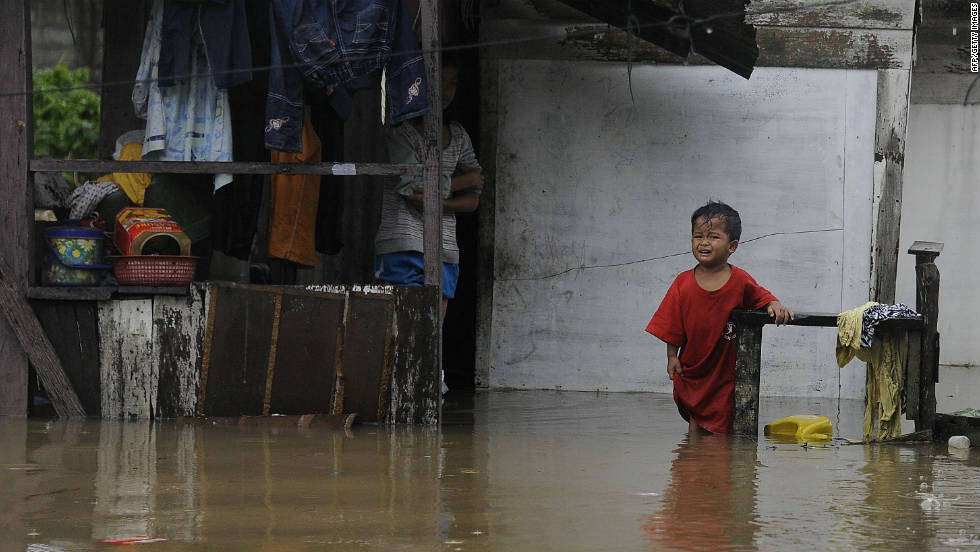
[41, 224, 110, 286]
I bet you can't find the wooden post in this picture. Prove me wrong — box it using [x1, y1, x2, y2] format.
[870, 70, 912, 304]
[0, 0, 33, 416]
[418, 0, 442, 421]
[909, 241, 942, 433]
[419, 0, 442, 290]
[733, 324, 763, 436]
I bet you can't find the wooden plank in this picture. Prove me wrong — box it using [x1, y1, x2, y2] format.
[0, 260, 85, 417]
[30, 158, 421, 177]
[32, 301, 101, 416]
[389, 286, 441, 424]
[268, 293, 344, 415]
[481, 18, 913, 70]
[746, 0, 916, 30]
[262, 293, 283, 415]
[201, 284, 277, 416]
[731, 309, 923, 329]
[340, 294, 395, 423]
[98, 299, 156, 420]
[153, 284, 207, 418]
[733, 324, 763, 436]
[420, 0, 443, 289]
[0, 0, 32, 416]
[871, 69, 913, 303]
[99, 0, 149, 158]
[905, 329, 921, 421]
[26, 285, 191, 301]
[914, 262, 940, 432]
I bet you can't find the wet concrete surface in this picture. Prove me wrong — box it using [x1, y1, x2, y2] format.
[1, 390, 978, 551]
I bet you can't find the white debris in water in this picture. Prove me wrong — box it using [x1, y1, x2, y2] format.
[948, 435, 971, 449]
[919, 482, 929, 491]
[920, 496, 942, 511]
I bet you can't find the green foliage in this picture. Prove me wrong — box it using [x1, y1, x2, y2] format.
[33, 63, 100, 163]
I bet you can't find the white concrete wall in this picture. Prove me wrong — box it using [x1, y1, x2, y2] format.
[897, 104, 980, 369]
[489, 61, 878, 398]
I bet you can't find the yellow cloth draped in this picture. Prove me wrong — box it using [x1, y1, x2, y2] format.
[836, 301, 906, 441]
[94, 141, 151, 205]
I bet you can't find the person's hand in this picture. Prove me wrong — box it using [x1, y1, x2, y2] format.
[767, 301, 795, 326]
[404, 186, 424, 209]
[667, 356, 683, 380]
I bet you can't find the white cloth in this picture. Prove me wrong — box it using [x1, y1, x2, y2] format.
[69, 181, 119, 220]
[133, 0, 232, 191]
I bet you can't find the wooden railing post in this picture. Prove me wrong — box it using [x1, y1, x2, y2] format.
[909, 241, 942, 434]
[733, 323, 763, 436]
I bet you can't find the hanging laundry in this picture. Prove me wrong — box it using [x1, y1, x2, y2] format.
[861, 303, 918, 348]
[837, 303, 915, 441]
[267, 110, 322, 267]
[93, 130, 152, 206]
[265, 0, 428, 152]
[133, 0, 234, 191]
[157, 0, 252, 89]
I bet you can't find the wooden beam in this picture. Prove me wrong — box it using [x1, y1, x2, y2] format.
[31, 158, 421, 177]
[733, 323, 763, 436]
[870, 69, 913, 303]
[0, 259, 85, 417]
[0, 0, 32, 416]
[914, 261, 940, 432]
[730, 309, 923, 330]
[419, 0, 443, 289]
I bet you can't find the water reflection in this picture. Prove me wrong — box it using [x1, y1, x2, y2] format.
[1, 391, 978, 551]
[644, 435, 759, 551]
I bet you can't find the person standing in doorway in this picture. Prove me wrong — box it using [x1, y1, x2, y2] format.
[374, 54, 484, 391]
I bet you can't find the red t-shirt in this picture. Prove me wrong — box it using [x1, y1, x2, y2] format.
[645, 265, 777, 433]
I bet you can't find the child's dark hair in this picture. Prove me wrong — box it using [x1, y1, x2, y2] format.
[691, 201, 741, 241]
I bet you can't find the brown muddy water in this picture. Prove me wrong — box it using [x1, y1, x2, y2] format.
[2, 391, 978, 551]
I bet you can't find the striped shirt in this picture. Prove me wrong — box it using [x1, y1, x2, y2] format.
[375, 121, 481, 263]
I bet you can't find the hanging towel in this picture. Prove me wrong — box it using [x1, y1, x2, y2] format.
[267, 110, 322, 267]
[861, 303, 918, 348]
[836, 301, 877, 366]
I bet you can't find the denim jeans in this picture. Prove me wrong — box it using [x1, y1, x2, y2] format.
[265, 0, 428, 152]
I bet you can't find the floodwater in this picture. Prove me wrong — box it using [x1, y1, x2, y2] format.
[2, 391, 978, 552]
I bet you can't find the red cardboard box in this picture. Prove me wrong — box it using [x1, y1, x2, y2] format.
[113, 207, 191, 256]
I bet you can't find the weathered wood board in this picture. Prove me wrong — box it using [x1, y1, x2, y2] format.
[154, 285, 208, 418]
[341, 293, 395, 423]
[268, 291, 345, 415]
[99, 299, 157, 420]
[200, 285, 278, 417]
[32, 301, 101, 416]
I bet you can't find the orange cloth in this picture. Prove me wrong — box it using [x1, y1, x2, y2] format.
[268, 111, 322, 267]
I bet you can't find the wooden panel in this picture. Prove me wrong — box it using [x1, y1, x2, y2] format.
[32, 301, 101, 416]
[389, 286, 441, 424]
[201, 285, 277, 416]
[341, 294, 395, 423]
[731, 309, 923, 330]
[153, 284, 208, 418]
[98, 299, 156, 420]
[268, 293, 344, 414]
[0, 0, 32, 416]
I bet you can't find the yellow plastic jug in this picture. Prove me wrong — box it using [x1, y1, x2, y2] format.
[764, 415, 833, 441]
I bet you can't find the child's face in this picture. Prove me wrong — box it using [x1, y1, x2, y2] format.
[441, 66, 458, 111]
[691, 216, 738, 269]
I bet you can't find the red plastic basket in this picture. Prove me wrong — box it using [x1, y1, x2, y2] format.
[112, 255, 197, 286]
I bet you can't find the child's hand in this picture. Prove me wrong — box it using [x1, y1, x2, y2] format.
[403, 186, 425, 209]
[766, 301, 795, 326]
[667, 356, 683, 380]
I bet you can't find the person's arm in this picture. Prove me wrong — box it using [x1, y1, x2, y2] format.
[666, 342, 682, 380]
[451, 170, 484, 193]
[404, 188, 480, 213]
